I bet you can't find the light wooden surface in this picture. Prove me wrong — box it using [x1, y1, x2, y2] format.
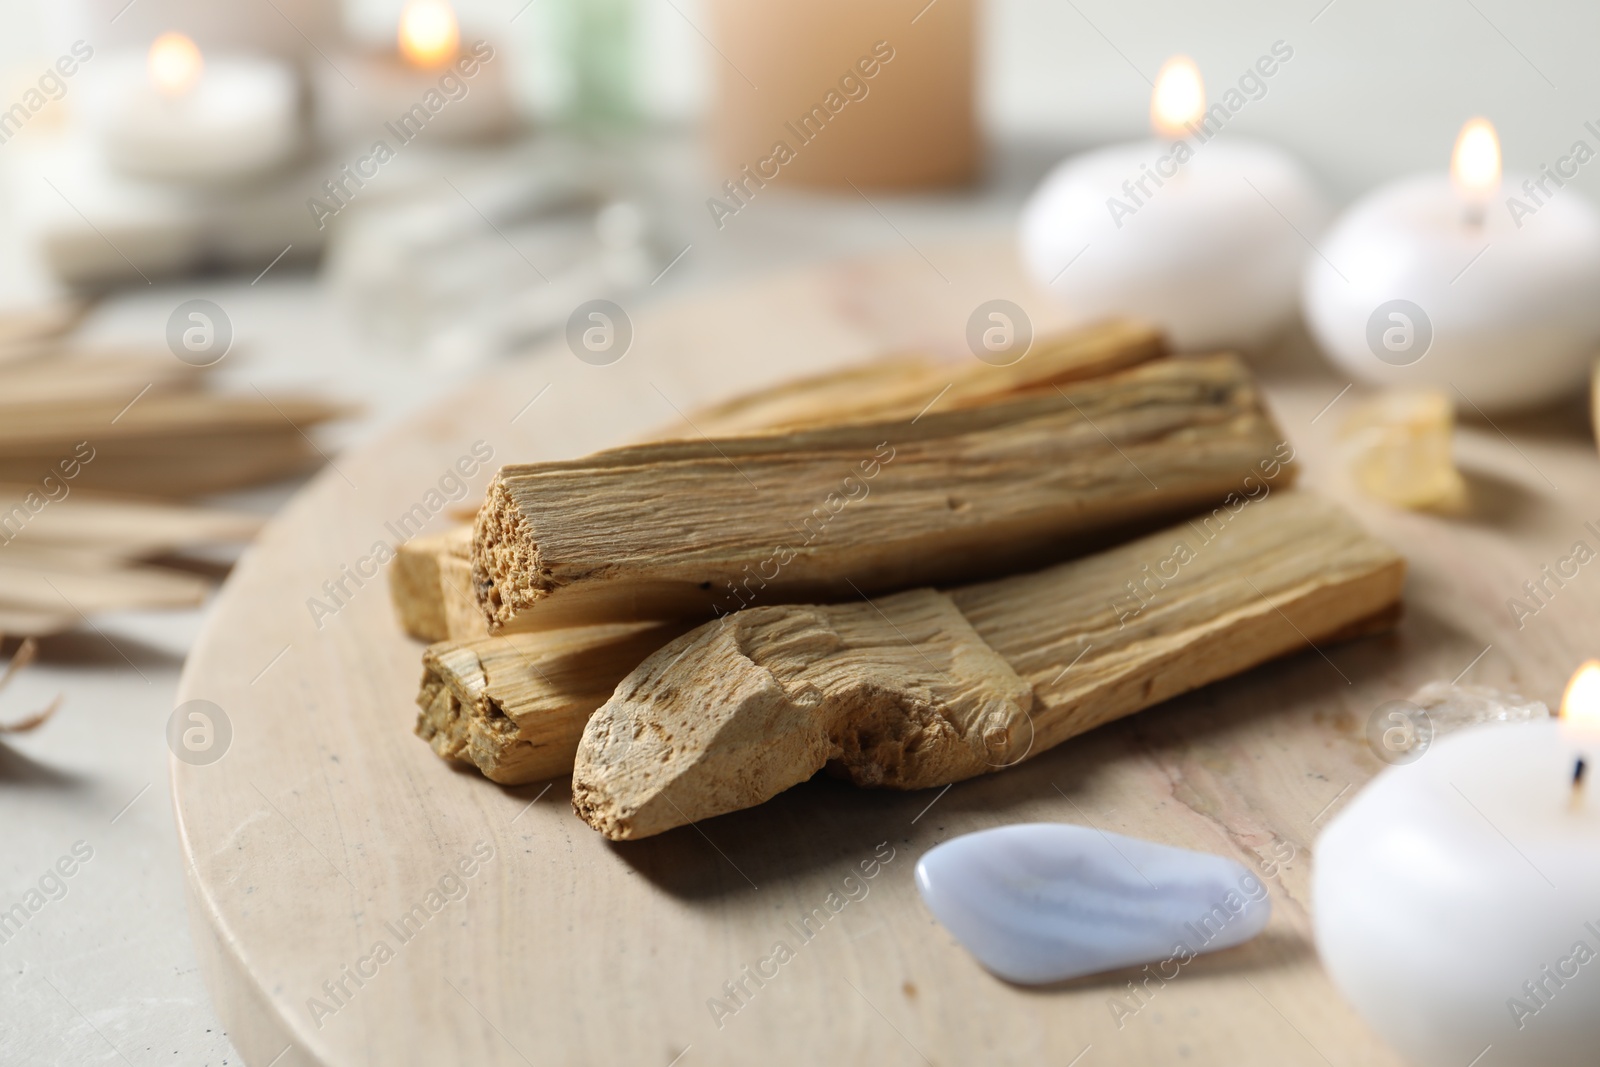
[174, 239, 1600, 1066]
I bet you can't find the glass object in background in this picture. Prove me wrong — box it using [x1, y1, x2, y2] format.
[704, 0, 977, 189]
[321, 1, 671, 365]
[554, 0, 638, 130]
[323, 143, 667, 367]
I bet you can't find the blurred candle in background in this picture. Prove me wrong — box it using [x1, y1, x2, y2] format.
[1021, 54, 1327, 350]
[148, 30, 203, 94]
[704, 0, 977, 189]
[1304, 117, 1600, 412]
[92, 32, 301, 182]
[314, 0, 518, 147]
[397, 0, 461, 68]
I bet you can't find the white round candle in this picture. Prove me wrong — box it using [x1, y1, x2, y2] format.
[91, 35, 300, 183]
[314, 2, 517, 146]
[1304, 119, 1600, 412]
[1021, 56, 1328, 351]
[1315, 719, 1600, 1066]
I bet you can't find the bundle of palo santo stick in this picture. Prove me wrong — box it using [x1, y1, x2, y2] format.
[0, 301, 349, 638]
[395, 319, 1405, 838]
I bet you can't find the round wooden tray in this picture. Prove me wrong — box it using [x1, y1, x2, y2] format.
[174, 239, 1600, 1066]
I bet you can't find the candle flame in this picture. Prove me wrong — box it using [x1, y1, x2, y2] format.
[148, 32, 203, 97]
[1560, 661, 1600, 728]
[398, 0, 460, 69]
[1451, 117, 1502, 202]
[1150, 56, 1205, 140]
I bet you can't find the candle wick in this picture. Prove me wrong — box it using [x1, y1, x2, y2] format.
[1574, 756, 1587, 789]
[1462, 204, 1486, 228]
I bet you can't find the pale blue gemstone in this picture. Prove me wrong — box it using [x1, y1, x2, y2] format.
[915, 823, 1272, 984]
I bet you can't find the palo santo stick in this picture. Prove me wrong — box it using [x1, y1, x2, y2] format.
[678, 318, 1164, 438]
[417, 621, 696, 783]
[0, 608, 75, 638]
[570, 491, 1406, 840]
[0, 487, 262, 555]
[475, 354, 1291, 632]
[0, 435, 324, 498]
[392, 320, 1165, 641]
[0, 393, 349, 446]
[0, 298, 89, 362]
[391, 526, 483, 643]
[0, 352, 209, 406]
[1591, 357, 1600, 455]
[0, 558, 210, 615]
[0, 542, 147, 571]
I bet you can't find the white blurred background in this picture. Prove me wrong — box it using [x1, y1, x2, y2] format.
[1, 0, 1591, 197]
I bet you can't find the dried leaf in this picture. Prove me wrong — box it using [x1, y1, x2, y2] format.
[0, 636, 64, 733]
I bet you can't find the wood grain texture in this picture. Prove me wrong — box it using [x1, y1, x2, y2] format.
[571, 492, 1404, 839]
[573, 588, 1034, 839]
[0, 486, 263, 553]
[474, 354, 1291, 632]
[416, 621, 693, 783]
[1591, 358, 1599, 452]
[389, 527, 478, 642]
[391, 320, 1164, 641]
[0, 434, 329, 498]
[674, 317, 1164, 437]
[0, 349, 210, 405]
[951, 489, 1405, 753]
[0, 298, 87, 360]
[175, 240, 1593, 1067]
[0, 554, 210, 614]
[0, 606, 74, 637]
[0, 486, 262, 632]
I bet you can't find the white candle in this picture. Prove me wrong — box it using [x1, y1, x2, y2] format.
[90, 34, 300, 183]
[314, 1, 517, 146]
[1304, 118, 1600, 412]
[1021, 55, 1328, 350]
[1315, 666, 1600, 1067]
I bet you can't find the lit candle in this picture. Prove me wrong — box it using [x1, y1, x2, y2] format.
[89, 33, 300, 183]
[1560, 661, 1600, 776]
[1314, 665, 1600, 1067]
[313, 0, 516, 146]
[398, 0, 462, 69]
[1020, 54, 1328, 350]
[1304, 118, 1600, 412]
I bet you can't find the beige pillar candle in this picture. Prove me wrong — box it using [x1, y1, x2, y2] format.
[704, 0, 978, 190]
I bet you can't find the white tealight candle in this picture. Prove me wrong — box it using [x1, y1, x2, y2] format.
[315, 1, 517, 146]
[1315, 664, 1600, 1067]
[1304, 118, 1600, 412]
[91, 33, 300, 183]
[1021, 55, 1328, 350]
